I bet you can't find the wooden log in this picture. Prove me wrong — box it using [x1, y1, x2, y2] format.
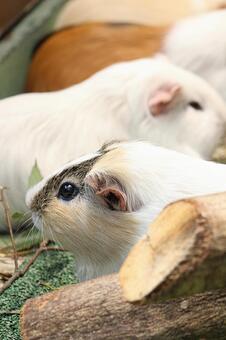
[20, 274, 226, 339]
[120, 192, 226, 302]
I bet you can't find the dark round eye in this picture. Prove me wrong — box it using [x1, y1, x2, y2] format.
[189, 101, 203, 110]
[58, 182, 79, 201]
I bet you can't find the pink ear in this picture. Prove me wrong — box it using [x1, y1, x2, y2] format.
[148, 83, 181, 117]
[85, 173, 127, 211]
[96, 187, 127, 211]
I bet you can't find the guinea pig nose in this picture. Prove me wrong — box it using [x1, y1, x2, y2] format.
[57, 182, 79, 201]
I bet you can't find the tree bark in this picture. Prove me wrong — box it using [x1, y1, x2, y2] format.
[20, 275, 226, 340]
[120, 192, 226, 302]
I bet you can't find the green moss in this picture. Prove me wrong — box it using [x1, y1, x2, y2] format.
[0, 250, 77, 340]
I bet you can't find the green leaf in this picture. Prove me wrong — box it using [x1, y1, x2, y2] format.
[11, 211, 24, 222]
[28, 160, 43, 189]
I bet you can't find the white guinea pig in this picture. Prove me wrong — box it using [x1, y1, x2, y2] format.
[26, 140, 226, 281]
[163, 9, 226, 101]
[0, 57, 226, 230]
[192, 0, 226, 12]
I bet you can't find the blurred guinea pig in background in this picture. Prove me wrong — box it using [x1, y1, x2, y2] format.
[163, 9, 226, 102]
[193, 0, 226, 12]
[26, 140, 226, 280]
[55, 0, 226, 29]
[1, 57, 226, 231]
[26, 23, 168, 92]
[26, 0, 226, 93]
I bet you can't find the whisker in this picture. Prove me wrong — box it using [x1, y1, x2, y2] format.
[23, 222, 37, 247]
[16, 213, 32, 233]
[41, 219, 45, 243]
[54, 224, 77, 249]
[30, 225, 41, 248]
[47, 225, 65, 250]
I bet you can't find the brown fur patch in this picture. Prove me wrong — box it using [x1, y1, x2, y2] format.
[26, 22, 168, 92]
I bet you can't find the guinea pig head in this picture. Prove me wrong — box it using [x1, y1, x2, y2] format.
[128, 59, 226, 159]
[26, 143, 146, 281]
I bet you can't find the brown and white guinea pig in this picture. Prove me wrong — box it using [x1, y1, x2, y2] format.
[26, 2, 226, 93]
[1, 57, 226, 231]
[163, 9, 226, 102]
[26, 140, 226, 281]
[26, 23, 168, 92]
[26, 0, 226, 93]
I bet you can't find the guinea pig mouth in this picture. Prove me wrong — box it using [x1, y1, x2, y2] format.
[32, 212, 43, 231]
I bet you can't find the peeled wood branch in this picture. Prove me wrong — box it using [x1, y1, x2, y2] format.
[120, 192, 226, 302]
[20, 274, 226, 340]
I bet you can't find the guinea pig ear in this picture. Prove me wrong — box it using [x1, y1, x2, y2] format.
[148, 83, 181, 116]
[85, 173, 128, 212]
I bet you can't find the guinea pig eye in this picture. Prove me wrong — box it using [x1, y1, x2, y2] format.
[189, 101, 203, 111]
[57, 182, 79, 201]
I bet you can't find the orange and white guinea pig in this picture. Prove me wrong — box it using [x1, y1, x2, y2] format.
[26, 23, 168, 92]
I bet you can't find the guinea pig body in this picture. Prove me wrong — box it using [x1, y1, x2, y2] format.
[163, 9, 226, 101]
[192, 0, 226, 12]
[26, 141, 226, 281]
[27, 0, 226, 93]
[55, 0, 193, 30]
[1, 57, 226, 230]
[26, 23, 168, 92]
[55, 0, 225, 31]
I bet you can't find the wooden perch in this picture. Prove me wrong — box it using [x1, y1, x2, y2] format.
[20, 275, 226, 339]
[120, 191, 226, 302]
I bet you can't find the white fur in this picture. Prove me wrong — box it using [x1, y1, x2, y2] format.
[192, 0, 226, 12]
[26, 141, 226, 281]
[55, 0, 193, 29]
[163, 9, 226, 101]
[55, 0, 224, 30]
[1, 57, 226, 230]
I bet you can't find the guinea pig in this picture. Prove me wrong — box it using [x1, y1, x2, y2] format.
[54, 0, 194, 30]
[163, 9, 226, 101]
[192, 0, 226, 12]
[27, 2, 226, 93]
[26, 140, 226, 281]
[55, 0, 225, 31]
[1, 57, 226, 231]
[26, 23, 168, 92]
